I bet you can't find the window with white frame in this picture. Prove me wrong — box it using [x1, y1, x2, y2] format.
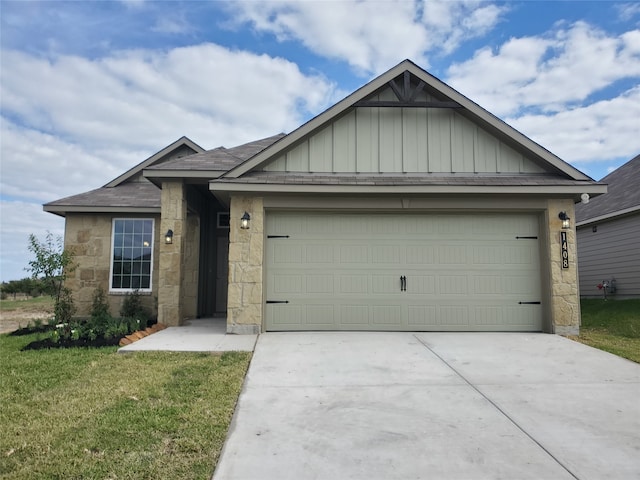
[110, 219, 154, 291]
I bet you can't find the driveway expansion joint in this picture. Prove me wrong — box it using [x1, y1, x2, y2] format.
[413, 334, 581, 480]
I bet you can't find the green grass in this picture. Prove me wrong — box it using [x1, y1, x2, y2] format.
[0, 333, 251, 479]
[577, 299, 640, 363]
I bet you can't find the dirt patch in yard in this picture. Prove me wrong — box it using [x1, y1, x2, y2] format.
[0, 310, 51, 334]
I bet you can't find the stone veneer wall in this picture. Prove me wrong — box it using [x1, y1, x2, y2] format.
[158, 181, 187, 326]
[64, 214, 160, 317]
[546, 199, 580, 335]
[227, 196, 264, 334]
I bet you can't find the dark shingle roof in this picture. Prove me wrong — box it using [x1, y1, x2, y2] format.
[575, 155, 640, 223]
[44, 183, 160, 210]
[212, 172, 593, 187]
[148, 134, 285, 172]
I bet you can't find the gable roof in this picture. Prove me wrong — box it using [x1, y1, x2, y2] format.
[44, 183, 161, 217]
[142, 134, 285, 182]
[105, 136, 204, 187]
[222, 60, 594, 182]
[44, 136, 203, 216]
[576, 154, 640, 225]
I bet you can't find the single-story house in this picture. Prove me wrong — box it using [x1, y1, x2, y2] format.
[576, 155, 640, 298]
[45, 60, 606, 335]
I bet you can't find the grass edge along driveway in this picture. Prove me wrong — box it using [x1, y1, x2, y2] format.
[0, 333, 251, 480]
[574, 298, 640, 364]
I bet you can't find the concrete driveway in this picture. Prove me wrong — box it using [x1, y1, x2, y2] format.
[213, 333, 640, 480]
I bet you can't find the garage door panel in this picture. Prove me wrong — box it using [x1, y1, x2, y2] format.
[405, 275, 436, 295]
[438, 275, 469, 295]
[305, 305, 335, 327]
[340, 245, 369, 263]
[306, 275, 334, 294]
[340, 305, 370, 325]
[272, 274, 303, 294]
[273, 244, 302, 263]
[438, 306, 469, 326]
[474, 306, 503, 326]
[266, 212, 542, 331]
[408, 305, 438, 326]
[405, 245, 435, 264]
[436, 245, 467, 264]
[269, 304, 303, 328]
[371, 245, 402, 263]
[372, 306, 403, 326]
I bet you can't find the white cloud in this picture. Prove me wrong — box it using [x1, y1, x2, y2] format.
[508, 85, 640, 164]
[152, 14, 190, 34]
[229, 0, 507, 74]
[1, 46, 336, 154]
[422, 1, 506, 55]
[446, 22, 640, 117]
[0, 45, 338, 201]
[617, 3, 640, 21]
[0, 200, 65, 282]
[0, 45, 338, 280]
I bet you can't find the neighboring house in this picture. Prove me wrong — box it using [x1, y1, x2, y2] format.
[575, 155, 640, 299]
[45, 60, 605, 335]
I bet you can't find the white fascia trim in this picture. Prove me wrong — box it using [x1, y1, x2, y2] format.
[576, 205, 640, 227]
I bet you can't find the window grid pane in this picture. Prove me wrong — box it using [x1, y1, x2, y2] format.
[111, 219, 154, 291]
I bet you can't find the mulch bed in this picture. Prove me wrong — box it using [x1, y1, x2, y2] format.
[22, 337, 122, 350]
[16, 322, 167, 351]
[10, 325, 55, 336]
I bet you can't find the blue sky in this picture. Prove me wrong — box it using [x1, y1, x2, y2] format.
[1, 0, 639, 281]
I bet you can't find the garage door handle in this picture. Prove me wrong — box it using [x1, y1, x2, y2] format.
[266, 300, 289, 304]
[400, 276, 406, 292]
[518, 301, 541, 305]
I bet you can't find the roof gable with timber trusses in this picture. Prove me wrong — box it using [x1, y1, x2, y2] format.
[220, 60, 595, 182]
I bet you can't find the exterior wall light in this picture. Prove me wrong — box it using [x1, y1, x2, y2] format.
[240, 212, 251, 230]
[165, 229, 174, 244]
[558, 212, 570, 229]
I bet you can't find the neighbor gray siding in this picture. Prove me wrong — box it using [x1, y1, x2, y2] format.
[576, 213, 640, 298]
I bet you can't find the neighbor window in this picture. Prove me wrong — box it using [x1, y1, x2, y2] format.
[110, 219, 154, 292]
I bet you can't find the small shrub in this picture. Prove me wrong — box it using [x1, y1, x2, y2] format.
[54, 287, 76, 325]
[91, 287, 110, 319]
[120, 290, 149, 328]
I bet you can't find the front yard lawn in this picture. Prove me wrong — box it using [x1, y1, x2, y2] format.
[577, 299, 640, 363]
[0, 333, 251, 479]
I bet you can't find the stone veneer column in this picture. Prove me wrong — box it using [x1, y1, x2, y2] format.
[546, 199, 580, 335]
[158, 181, 187, 326]
[227, 196, 264, 334]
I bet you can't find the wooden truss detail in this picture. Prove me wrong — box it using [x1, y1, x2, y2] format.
[354, 71, 462, 109]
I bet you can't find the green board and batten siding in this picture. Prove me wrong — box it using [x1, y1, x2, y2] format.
[262, 87, 546, 175]
[265, 212, 543, 332]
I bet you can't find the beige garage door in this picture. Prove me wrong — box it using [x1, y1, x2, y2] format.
[265, 212, 542, 331]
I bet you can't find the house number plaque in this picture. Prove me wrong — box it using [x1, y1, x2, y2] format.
[560, 231, 569, 269]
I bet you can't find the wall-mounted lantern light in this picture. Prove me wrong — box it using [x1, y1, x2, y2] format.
[240, 212, 251, 230]
[165, 229, 174, 244]
[558, 212, 570, 229]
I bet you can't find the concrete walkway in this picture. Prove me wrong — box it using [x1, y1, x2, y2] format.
[118, 318, 257, 352]
[213, 332, 640, 480]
